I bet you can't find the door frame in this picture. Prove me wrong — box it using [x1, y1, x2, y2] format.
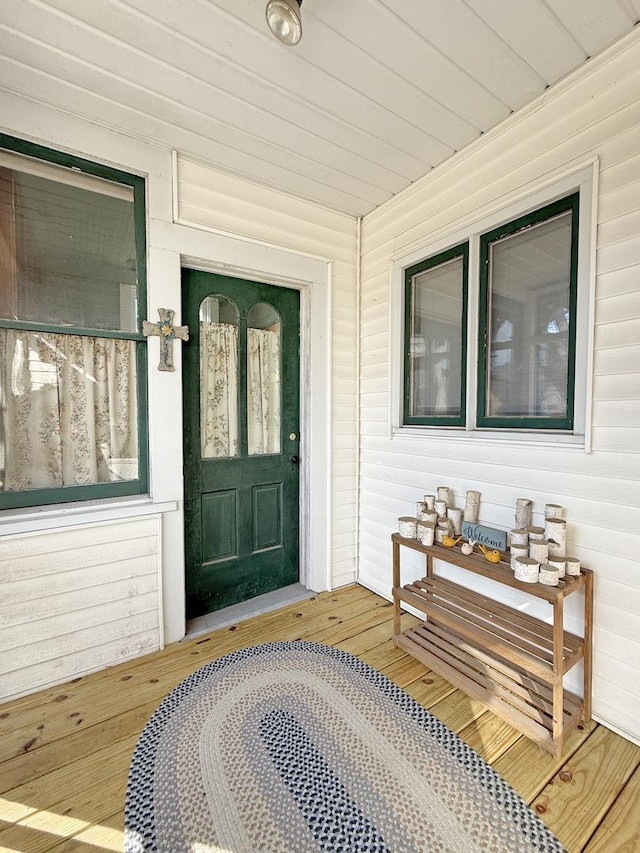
[179, 250, 331, 601]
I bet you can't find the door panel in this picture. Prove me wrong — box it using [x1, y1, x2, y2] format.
[182, 269, 300, 618]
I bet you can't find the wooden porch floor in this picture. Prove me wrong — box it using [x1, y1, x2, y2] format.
[1, 584, 639, 853]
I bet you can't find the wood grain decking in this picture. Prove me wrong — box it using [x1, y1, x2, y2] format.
[1, 585, 638, 852]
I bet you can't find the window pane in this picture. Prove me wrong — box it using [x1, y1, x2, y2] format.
[200, 295, 239, 458]
[485, 210, 573, 420]
[247, 303, 281, 456]
[0, 330, 138, 491]
[408, 255, 465, 419]
[0, 163, 137, 331]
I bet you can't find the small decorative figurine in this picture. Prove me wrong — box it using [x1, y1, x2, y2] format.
[442, 535, 461, 548]
[460, 541, 474, 556]
[477, 544, 501, 563]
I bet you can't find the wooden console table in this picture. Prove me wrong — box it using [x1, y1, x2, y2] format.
[392, 533, 593, 757]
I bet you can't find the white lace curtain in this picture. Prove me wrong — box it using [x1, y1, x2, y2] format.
[247, 326, 281, 456]
[200, 322, 280, 458]
[200, 321, 239, 458]
[0, 329, 138, 491]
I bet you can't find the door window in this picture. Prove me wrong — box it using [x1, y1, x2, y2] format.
[199, 294, 239, 458]
[247, 303, 281, 456]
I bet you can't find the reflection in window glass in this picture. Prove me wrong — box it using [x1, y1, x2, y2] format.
[485, 211, 573, 420]
[407, 253, 465, 422]
[0, 163, 137, 331]
[247, 303, 281, 456]
[199, 295, 239, 458]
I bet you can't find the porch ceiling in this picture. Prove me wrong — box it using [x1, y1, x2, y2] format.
[1, 0, 638, 216]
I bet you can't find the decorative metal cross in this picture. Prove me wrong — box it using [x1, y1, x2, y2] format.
[142, 308, 189, 372]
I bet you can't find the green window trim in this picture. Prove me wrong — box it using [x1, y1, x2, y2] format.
[403, 242, 469, 427]
[477, 193, 579, 431]
[0, 134, 149, 510]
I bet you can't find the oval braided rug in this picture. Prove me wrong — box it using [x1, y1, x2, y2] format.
[125, 641, 565, 853]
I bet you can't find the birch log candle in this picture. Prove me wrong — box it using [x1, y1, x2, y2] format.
[515, 498, 533, 529]
[565, 557, 581, 576]
[545, 517, 567, 557]
[545, 503, 565, 519]
[510, 545, 529, 570]
[509, 528, 529, 547]
[434, 499, 448, 517]
[447, 507, 463, 535]
[548, 556, 566, 578]
[420, 521, 435, 546]
[398, 517, 418, 538]
[436, 486, 451, 506]
[529, 539, 549, 564]
[424, 494, 436, 511]
[514, 556, 540, 583]
[464, 490, 481, 523]
[527, 526, 545, 541]
[539, 564, 560, 586]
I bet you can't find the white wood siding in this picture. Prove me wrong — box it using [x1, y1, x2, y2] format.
[358, 30, 640, 744]
[0, 517, 162, 702]
[177, 159, 358, 589]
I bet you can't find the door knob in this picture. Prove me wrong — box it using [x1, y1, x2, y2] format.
[289, 455, 299, 465]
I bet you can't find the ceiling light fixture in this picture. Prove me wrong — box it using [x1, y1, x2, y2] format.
[265, 0, 303, 47]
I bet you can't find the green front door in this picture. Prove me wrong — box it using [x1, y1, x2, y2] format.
[182, 269, 300, 618]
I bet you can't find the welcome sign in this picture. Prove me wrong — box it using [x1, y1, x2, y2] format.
[462, 522, 507, 551]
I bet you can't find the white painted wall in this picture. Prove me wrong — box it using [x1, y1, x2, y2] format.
[0, 517, 162, 701]
[358, 29, 640, 744]
[0, 94, 356, 700]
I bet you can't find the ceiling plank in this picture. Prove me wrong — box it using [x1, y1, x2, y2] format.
[377, 0, 546, 112]
[42, 0, 434, 183]
[310, 0, 511, 130]
[126, 0, 457, 164]
[463, 0, 587, 83]
[544, 0, 637, 56]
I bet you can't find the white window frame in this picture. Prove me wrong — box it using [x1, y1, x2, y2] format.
[390, 158, 598, 451]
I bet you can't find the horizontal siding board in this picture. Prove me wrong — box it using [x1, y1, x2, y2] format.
[597, 208, 640, 249]
[0, 517, 156, 561]
[2, 554, 160, 609]
[594, 344, 640, 376]
[179, 195, 356, 259]
[0, 595, 159, 667]
[0, 630, 160, 703]
[360, 435, 640, 483]
[596, 291, 640, 326]
[598, 176, 640, 222]
[590, 426, 640, 453]
[591, 399, 640, 425]
[332, 572, 357, 589]
[595, 316, 640, 349]
[0, 573, 158, 630]
[595, 265, 640, 300]
[592, 375, 640, 402]
[597, 603, 640, 641]
[0, 536, 158, 582]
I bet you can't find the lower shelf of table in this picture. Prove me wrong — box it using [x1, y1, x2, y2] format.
[394, 621, 586, 757]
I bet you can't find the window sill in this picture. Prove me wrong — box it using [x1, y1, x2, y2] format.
[391, 426, 586, 451]
[0, 496, 179, 537]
